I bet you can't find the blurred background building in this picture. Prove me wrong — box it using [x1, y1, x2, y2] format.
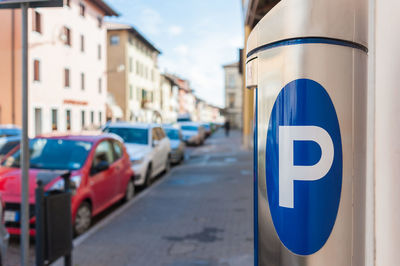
[0, 0, 117, 137]
[106, 22, 162, 123]
[223, 62, 243, 129]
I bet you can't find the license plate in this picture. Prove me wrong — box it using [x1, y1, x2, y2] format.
[4, 211, 19, 222]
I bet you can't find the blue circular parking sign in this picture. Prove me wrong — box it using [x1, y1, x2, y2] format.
[265, 79, 342, 255]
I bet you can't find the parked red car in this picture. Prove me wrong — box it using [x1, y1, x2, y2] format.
[0, 133, 135, 236]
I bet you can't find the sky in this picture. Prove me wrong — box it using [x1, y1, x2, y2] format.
[106, 0, 244, 108]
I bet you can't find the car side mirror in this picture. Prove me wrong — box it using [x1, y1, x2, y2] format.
[91, 160, 109, 175]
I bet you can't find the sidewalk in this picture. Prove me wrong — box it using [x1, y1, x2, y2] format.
[67, 130, 253, 266]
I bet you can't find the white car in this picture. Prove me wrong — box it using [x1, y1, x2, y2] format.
[103, 123, 171, 187]
[180, 122, 206, 146]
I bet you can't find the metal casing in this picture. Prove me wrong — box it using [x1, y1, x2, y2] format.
[247, 0, 368, 265]
[246, 0, 368, 56]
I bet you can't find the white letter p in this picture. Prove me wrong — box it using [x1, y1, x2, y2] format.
[278, 126, 334, 208]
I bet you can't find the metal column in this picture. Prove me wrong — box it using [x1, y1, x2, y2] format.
[20, 3, 30, 266]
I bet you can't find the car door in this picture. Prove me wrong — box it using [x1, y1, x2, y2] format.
[151, 127, 163, 174]
[90, 140, 116, 211]
[157, 127, 170, 165]
[111, 140, 126, 196]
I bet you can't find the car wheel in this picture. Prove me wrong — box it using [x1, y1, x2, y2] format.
[74, 202, 92, 236]
[124, 179, 135, 202]
[145, 165, 152, 187]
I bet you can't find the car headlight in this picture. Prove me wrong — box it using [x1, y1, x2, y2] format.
[50, 175, 82, 195]
[130, 156, 144, 166]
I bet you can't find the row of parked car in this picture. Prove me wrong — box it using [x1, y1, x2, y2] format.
[0, 122, 216, 240]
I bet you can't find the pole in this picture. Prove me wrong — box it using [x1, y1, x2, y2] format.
[20, 2, 30, 266]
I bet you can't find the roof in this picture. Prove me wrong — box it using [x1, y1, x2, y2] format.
[89, 0, 119, 17]
[106, 22, 161, 54]
[36, 132, 123, 143]
[105, 122, 161, 129]
[223, 62, 239, 68]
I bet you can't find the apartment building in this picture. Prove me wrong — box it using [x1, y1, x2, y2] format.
[160, 74, 179, 123]
[223, 62, 243, 129]
[106, 22, 161, 123]
[0, 0, 117, 136]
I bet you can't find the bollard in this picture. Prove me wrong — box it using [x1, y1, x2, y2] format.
[35, 181, 45, 266]
[246, 0, 368, 265]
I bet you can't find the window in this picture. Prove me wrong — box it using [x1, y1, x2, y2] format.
[81, 73, 85, 90]
[34, 108, 42, 136]
[90, 111, 94, 124]
[63, 26, 71, 46]
[98, 78, 102, 93]
[97, 16, 103, 28]
[80, 35, 85, 52]
[33, 11, 42, 34]
[129, 85, 133, 100]
[110, 35, 120, 46]
[112, 141, 123, 161]
[152, 128, 161, 142]
[99, 112, 102, 125]
[64, 68, 70, 88]
[81, 110, 85, 128]
[98, 44, 101, 60]
[66, 110, 71, 130]
[228, 74, 235, 88]
[92, 141, 115, 172]
[136, 87, 141, 101]
[129, 57, 133, 73]
[228, 93, 235, 108]
[136, 61, 139, 75]
[33, 60, 40, 81]
[79, 3, 85, 17]
[51, 109, 58, 131]
[103, 127, 149, 145]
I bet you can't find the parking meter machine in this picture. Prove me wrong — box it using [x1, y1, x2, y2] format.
[246, 0, 368, 265]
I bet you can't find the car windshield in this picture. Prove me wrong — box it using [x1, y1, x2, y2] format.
[203, 124, 210, 129]
[104, 127, 149, 145]
[1, 139, 92, 170]
[0, 128, 21, 137]
[181, 125, 198, 131]
[165, 129, 180, 140]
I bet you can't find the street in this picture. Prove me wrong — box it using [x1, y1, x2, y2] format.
[6, 130, 253, 266]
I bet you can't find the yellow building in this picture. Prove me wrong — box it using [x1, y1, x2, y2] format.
[106, 22, 161, 123]
[241, 0, 280, 147]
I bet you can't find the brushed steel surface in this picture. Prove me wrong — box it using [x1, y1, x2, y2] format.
[255, 43, 367, 265]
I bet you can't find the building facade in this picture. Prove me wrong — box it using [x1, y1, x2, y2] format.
[160, 74, 179, 123]
[106, 22, 161, 123]
[223, 62, 243, 129]
[0, 0, 117, 137]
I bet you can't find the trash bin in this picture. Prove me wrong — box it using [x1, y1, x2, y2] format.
[246, 0, 368, 265]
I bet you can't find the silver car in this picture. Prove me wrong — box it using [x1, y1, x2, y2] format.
[164, 126, 185, 164]
[103, 123, 171, 187]
[180, 123, 206, 146]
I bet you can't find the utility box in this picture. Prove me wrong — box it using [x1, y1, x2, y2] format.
[246, 0, 368, 265]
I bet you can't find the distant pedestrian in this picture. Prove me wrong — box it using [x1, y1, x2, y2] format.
[224, 120, 231, 137]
